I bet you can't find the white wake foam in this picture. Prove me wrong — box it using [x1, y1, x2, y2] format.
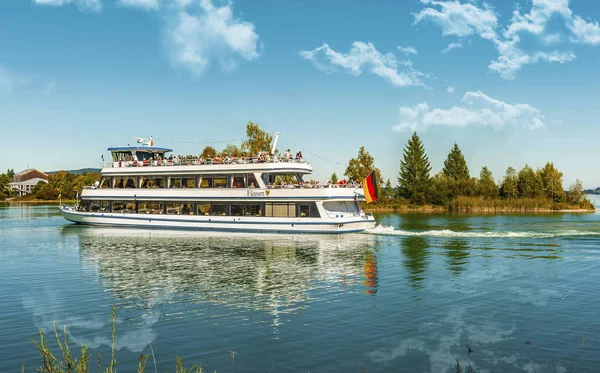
[364, 225, 600, 239]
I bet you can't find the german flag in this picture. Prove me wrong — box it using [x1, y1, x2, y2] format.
[362, 171, 378, 203]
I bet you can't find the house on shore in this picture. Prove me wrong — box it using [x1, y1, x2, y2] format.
[8, 169, 48, 196]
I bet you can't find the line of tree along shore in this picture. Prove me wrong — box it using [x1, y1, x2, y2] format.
[341, 132, 593, 212]
[1, 124, 594, 211]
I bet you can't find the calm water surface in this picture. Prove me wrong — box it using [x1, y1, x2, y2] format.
[1, 201, 600, 372]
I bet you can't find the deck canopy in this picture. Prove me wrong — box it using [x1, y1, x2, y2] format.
[108, 146, 172, 162]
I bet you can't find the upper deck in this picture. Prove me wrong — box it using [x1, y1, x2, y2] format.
[101, 156, 313, 176]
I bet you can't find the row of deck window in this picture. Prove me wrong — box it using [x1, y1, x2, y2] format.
[79, 200, 320, 218]
[102, 174, 262, 189]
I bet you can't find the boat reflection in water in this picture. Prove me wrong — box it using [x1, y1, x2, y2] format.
[62, 226, 379, 327]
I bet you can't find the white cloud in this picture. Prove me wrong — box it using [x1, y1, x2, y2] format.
[569, 15, 600, 45]
[415, 0, 600, 79]
[300, 42, 427, 88]
[393, 90, 545, 132]
[165, 0, 262, 76]
[447, 86, 455, 93]
[118, 0, 159, 11]
[33, 0, 102, 12]
[397, 45, 418, 55]
[441, 42, 462, 53]
[414, 0, 499, 41]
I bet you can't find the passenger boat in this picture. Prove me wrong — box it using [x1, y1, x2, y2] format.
[60, 134, 376, 233]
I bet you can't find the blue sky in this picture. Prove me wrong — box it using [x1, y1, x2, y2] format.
[1, 0, 600, 188]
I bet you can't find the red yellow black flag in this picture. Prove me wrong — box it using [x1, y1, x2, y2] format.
[362, 171, 378, 203]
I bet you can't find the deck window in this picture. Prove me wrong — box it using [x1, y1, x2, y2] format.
[230, 203, 262, 216]
[78, 201, 90, 212]
[170, 178, 195, 188]
[296, 202, 320, 218]
[114, 178, 128, 188]
[138, 202, 164, 214]
[90, 200, 109, 212]
[232, 176, 246, 188]
[298, 204, 310, 217]
[141, 178, 165, 189]
[111, 201, 136, 213]
[211, 204, 227, 216]
[200, 177, 213, 188]
[167, 202, 195, 215]
[214, 177, 227, 188]
[196, 203, 209, 215]
[248, 174, 258, 188]
[265, 203, 295, 217]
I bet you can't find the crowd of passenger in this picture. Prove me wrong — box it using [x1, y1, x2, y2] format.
[113, 149, 307, 167]
[267, 179, 360, 189]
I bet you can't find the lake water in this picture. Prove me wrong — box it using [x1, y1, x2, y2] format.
[2, 200, 600, 373]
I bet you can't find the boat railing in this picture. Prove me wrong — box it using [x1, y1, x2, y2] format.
[102, 156, 310, 169]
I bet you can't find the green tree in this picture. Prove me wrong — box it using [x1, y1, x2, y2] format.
[517, 164, 544, 198]
[241, 122, 273, 155]
[442, 143, 470, 181]
[344, 146, 382, 184]
[382, 178, 394, 199]
[330, 172, 338, 184]
[200, 146, 217, 158]
[398, 132, 431, 204]
[429, 172, 454, 206]
[567, 179, 584, 204]
[221, 144, 242, 157]
[478, 166, 498, 199]
[539, 162, 565, 202]
[500, 166, 518, 198]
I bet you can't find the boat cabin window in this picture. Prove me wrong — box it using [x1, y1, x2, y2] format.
[200, 177, 213, 188]
[138, 202, 164, 214]
[248, 174, 258, 188]
[231, 203, 262, 216]
[214, 177, 227, 188]
[198, 203, 210, 215]
[100, 178, 110, 189]
[232, 176, 246, 188]
[111, 201, 136, 213]
[167, 202, 195, 215]
[211, 204, 227, 216]
[265, 203, 296, 217]
[141, 178, 165, 189]
[114, 177, 136, 188]
[263, 173, 303, 187]
[136, 151, 163, 161]
[199, 176, 227, 188]
[297, 202, 320, 218]
[170, 178, 195, 188]
[89, 200, 109, 212]
[112, 151, 133, 162]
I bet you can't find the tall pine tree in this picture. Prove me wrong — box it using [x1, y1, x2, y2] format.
[442, 143, 469, 181]
[398, 132, 431, 204]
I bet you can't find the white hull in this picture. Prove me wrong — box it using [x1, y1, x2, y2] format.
[60, 208, 376, 234]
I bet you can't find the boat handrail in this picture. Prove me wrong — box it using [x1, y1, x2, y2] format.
[102, 156, 310, 169]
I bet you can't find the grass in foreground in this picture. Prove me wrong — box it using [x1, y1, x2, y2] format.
[27, 306, 206, 373]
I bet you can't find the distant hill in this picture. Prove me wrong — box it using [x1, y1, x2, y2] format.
[46, 168, 101, 175]
[584, 187, 600, 194]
